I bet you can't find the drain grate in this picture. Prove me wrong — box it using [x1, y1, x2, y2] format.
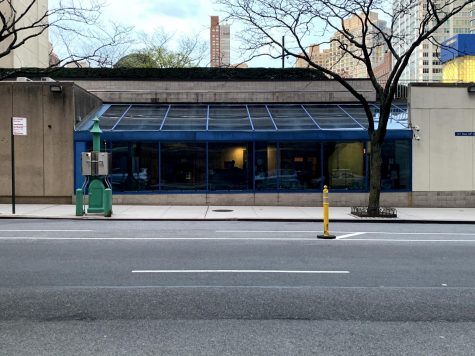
[212, 209, 234, 213]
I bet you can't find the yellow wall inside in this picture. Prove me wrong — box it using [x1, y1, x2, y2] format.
[327, 142, 364, 175]
[442, 56, 475, 83]
[222, 146, 246, 168]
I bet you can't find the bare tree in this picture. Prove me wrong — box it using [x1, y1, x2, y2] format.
[217, 0, 474, 215]
[0, 0, 131, 74]
[115, 28, 208, 68]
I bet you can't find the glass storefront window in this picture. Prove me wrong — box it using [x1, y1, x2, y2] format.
[279, 143, 322, 190]
[381, 140, 411, 190]
[161, 143, 206, 191]
[324, 142, 365, 190]
[77, 139, 411, 193]
[110, 142, 158, 192]
[255, 143, 278, 190]
[208, 143, 251, 191]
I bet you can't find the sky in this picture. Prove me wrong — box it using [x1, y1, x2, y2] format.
[100, 0, 280, 67]
[103, 0, 214, 39]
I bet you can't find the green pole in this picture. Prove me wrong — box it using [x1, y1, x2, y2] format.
[103, 188, 112, 217]
[75, 188, 84, 216]
[90, 118, 102, 152]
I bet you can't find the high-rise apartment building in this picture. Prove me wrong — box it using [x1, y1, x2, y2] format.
[295, 45, 331, 69]
[0, 0, 49, 68]
[394, 0, 471, 82]
[210, 16, 230, 67]
[295, 12, 387, 79]
[471, 2, 475, 32]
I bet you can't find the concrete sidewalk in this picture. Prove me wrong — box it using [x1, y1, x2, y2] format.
[0, 204, 474, 223]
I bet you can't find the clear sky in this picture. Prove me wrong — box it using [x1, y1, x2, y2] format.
[101, 0, 282, 67]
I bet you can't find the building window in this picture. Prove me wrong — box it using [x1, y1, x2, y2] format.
[208, 143, 252, 191]
[161, 143, 205, 191]
[110, 142, 158, 192]
[381, 140, 411, 190]
[255, 143, 278, 190]
[279, 143, 322, 190]
[324, 142, 365, 190]
[77, 139, 412, 193]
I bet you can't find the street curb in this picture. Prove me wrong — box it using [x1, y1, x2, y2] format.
[1, 215, 475, 224]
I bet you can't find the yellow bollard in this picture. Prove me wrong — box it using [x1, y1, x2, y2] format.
[317, 185, 336, 239]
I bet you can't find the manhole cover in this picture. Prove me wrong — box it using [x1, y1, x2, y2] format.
[212, 209, 234, 212]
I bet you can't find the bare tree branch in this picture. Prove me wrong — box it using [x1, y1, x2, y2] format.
[217, 0, 474, 214]
[113, 28, 207, 68]
[0, 0, 132, 72]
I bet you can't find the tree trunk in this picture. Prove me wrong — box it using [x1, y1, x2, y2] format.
[368, 138, 382, 216]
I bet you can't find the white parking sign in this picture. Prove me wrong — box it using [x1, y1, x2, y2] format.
[12, 117, 27, 136]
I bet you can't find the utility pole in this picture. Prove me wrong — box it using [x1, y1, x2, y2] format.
[282, 36, 285, 68]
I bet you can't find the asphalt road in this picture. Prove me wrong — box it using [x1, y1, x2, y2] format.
[0, 219, 474, 355]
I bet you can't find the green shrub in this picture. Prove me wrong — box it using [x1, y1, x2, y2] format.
[0, 67, 329, 81]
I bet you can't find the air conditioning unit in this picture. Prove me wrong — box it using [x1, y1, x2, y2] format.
[16, 77, 32, 82]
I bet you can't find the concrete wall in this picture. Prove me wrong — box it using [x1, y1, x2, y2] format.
[73, 85, 103, 125]
[0, 82, 100, 203]
[72, 80, 375, 103]
[0, 0, 49, 68]
[5, 80, 475, 207]
[410, 84, 475, 207]
[76, 191, 475, 208]
[104, 192, 410, 207]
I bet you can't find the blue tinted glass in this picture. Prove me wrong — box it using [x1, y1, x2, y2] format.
[338, 105, 378, 129]
[160, 143, 206, 190]
[279, 143, 322, 190]
[381, 140, 411, 190]
[255, 142, 278, 191]
[324, 142, 365, 190]
[114, 105, 168, 131]
[208, 105, 252, 130]
[267, 105, 318, 130]
[305, 105, 362, 129]
[110, 142, 158, 192]
[208, 143, 252, 191]
[98, 105, 129, 130]
[247, 105, 276, 130]
[161, 105, 207, 130]
[80, 103, 408, 132]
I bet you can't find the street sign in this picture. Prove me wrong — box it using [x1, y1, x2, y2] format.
[10, 116, 27, 214]
[12, 117, 27, 136]
[455, 132, 475, 136]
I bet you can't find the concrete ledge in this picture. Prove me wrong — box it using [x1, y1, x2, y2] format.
[74, 79, 376, 103]
[7, 191, 475, 208]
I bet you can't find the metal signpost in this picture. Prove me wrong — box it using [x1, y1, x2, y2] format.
[11, 117, 27, 214]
